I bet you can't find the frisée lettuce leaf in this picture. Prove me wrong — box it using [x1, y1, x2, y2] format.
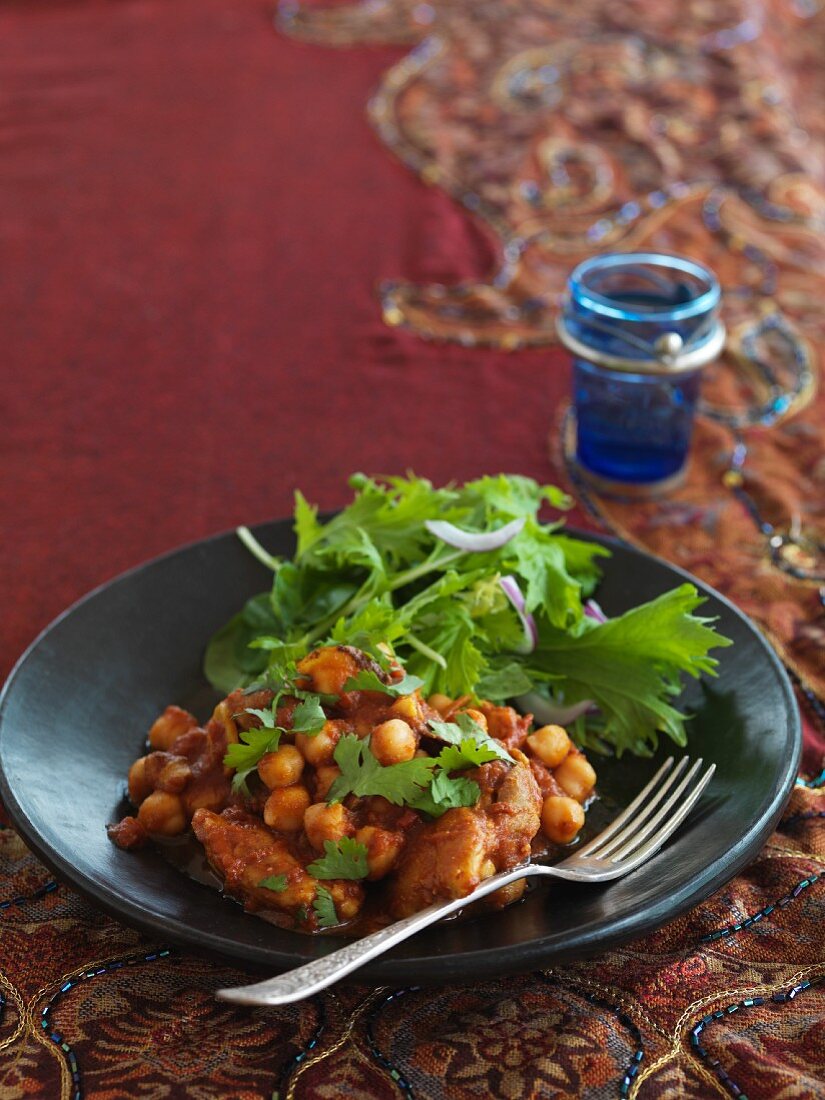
[204, 473, 731, 756]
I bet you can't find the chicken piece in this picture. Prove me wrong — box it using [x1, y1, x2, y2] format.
[192, 808, 364, 927]
[481, 750, 543, 868]
[192, 808, 317, 915]
[107, 815, 147, 850]
[389, 753, 541, 918]
[296, 645, 385, 696]
[388, 808, 490, 917]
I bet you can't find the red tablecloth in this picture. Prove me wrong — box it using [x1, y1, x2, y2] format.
[2, 2, 823, 1098]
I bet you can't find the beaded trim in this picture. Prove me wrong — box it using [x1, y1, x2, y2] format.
[688, 975, 822, 1098]
[39, 947, 173, 1100]
[364, 987, 418, 1098]
[0, 879, 57, 912]
[699, 873, 821, 944]
[274, 997, 326, 1100]
[796, 767, 825, 789]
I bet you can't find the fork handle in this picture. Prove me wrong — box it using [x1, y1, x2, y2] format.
[217, 864, 537, 1006]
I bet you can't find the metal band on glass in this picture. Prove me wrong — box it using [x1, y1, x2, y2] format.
[557, 315, 726, 376]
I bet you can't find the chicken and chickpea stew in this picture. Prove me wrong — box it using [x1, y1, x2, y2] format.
[109, 644, 597, 933]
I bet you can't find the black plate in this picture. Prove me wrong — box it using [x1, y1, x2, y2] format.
[0, 523, 800, 983]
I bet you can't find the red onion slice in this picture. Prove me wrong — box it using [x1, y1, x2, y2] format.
[517, 691, 595, 727]
[584, 599, 607, 623]
[498, 574, 538, 654]
[425, 516, 525, 552]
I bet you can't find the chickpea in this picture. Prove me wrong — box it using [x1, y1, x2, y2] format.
[527, 725, 571, 769]
[326, 881, 363, 921]
[304, 802, 352, 851]
[258, 744, 304, 789]
[183, 782, 227, 816]
[148, 705, 197, 751]
[263, 786, 311, 832]
[128, 756, 152, 804]
[371, 719, 416, 766]
[541, 795, 586, 844]
[210, 700, 238, 746]
[314, 765, 341, 802]
[137, 791, 186, 836]
[427, 693, 453, 715]
[555, 752, 597, 804]
[355, 825, 405, 880]
[158, 758, 192, 794]
[295, 721, 341, 767]
[486, 879, 527, 909]
[389, 693, 426, 727]
[461, 708, 488, 731]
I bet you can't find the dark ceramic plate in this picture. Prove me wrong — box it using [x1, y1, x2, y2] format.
[0, 523, 800, 983]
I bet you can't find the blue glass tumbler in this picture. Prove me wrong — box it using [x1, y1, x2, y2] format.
[558, 253, 724, 494]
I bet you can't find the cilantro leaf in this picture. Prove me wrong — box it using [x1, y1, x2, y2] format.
[290, 694, 327, 735]
[428, 712, 514, 764]
[223, 725, 282, 792]
[341, 669, 425, 697]
[436, 738, 506, 771]
[307, 838, 369, 880]
[258, 874, 288, 893]
[243, 704, 279, 728]
[328, 735, 435, 805]
[313, 886, 339, 929]
[427, 720, 465, 745]
[409, 770, 481, 817]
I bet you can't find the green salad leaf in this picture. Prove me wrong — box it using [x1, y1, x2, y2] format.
[205, 473, 731, 756]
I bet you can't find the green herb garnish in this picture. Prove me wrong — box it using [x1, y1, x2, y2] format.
[223, 688, 326, 792]
[307, 838, 369, 880]
[258, 874, 288, 893]
[428, 712, 514, 764]
[327, 736, 435, 805]
[340, 668, 425, 697]
[312, 886, 339, 929]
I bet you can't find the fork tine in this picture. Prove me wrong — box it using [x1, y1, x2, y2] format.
[579, 756, 682, 858]
[590, 756, 690, 859]
[607, 760, 714, 863]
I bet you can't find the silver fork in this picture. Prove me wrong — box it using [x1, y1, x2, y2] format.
[218, 756, 714, 1006]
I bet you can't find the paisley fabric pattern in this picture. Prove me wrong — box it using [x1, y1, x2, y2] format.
[0, 787, 822, 1099]
[280, 0, 825, 720]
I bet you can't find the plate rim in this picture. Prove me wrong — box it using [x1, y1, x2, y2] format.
[0, 521, 802, 981]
